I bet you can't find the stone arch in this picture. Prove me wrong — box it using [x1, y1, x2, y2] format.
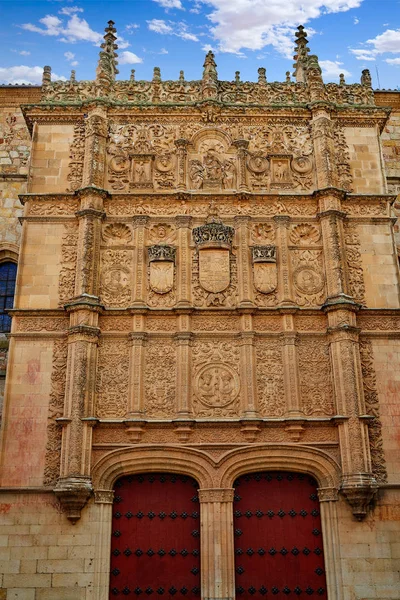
[218, 445, 341, 490]
[0, 243, 19, 264]
[190, 127, 233, 152]
[92, 445, 216, 491]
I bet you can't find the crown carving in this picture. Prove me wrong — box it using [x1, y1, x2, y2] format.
[192, 219, 234, 250]
[148, 245, 176, 263]
[252, 245, 277, 263]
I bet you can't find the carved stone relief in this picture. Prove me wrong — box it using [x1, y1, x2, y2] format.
[59, 223, 78, 306]
[192, 341, 240, 418]
[255, 338, 285, 417]
[144, 340, 176, 418]
[107, 123, 178, 191]
[188, 131, 237, 191]
[67, 123, 85, 192]
[102, 223, 133, 245]
[343, 222, 366, 305]
[291, 249, 325, 306]
[192, 250, 238, 307]
[43, 339, 68, 485]
[298, 338, 334, 416]
[333, 122, 353, 192]
[359, 339, 388, 484]
[147, 245, 176, 307]
[96, 338, 129, 418]
[100, 250, 132, 307]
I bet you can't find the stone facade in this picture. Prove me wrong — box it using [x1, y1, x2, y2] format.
[0, 21, 399, 600]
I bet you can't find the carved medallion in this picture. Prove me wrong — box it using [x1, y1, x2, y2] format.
[293, 266, 324, 295]
[103, 267, 130, 295]
[247, 154, 269, 174]
[195, 363, 239, 408]
[199, 249, 230, 293]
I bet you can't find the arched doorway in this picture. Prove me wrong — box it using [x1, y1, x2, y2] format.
[233, 471, 327, 598]
[109, 473, 201, 598]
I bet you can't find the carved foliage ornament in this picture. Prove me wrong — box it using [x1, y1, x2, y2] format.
[100, 250, 132, 307]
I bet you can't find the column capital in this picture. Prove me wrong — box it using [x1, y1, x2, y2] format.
[198, 488, 234, 503]
[132, 215, 150, 228]
[176, 215, 192, 228]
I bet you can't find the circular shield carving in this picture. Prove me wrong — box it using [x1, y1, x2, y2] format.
[195, 363, 239, 408]
[291, 156, 312, 174]
[155, 154, 175, 173]
[293, 267, 324, 295]
[247, 155, 269, 174]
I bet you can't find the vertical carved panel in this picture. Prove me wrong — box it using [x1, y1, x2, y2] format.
[100, 250, 133, 307]
[44, 339, 68, 485]
[298, 338, 334, 416]
[359, 339, 388, 484]
[144, 339, 177, 418]
[96, 338, 129, 418]
[255, 338, 285, 417]
[344, 222, 366, 305]
[59, 223, 78, 306]
[67, 123, 85, 192]
[291, 249, 326, 306]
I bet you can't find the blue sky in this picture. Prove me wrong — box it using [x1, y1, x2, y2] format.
[0, 0, 399, 88]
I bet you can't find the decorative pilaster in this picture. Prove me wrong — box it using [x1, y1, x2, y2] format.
[327, 308, 377, 520]
[126, 331, 147, 420]
[310, 108, 336, 189]
[175, 324, 193, 420]
[176, 215, 192, 307]
[281, 314, 303, 420]
[132, 215, 149, 307]
[273, 216, 294, 305]
[233, 139, 249, 191]
[175, 139, 189, 190]
[239, 313, 258, 420]
[234, 216, 253, 307]
[82, 107, 108, 189]
[199, 488, 235, 600]
[317, 189, 350, 304]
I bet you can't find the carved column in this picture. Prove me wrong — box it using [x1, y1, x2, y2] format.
[126, 330, 147, 419]
[93, 490, 114, 599]
[328, 308, 377, 520]
[176, 215, 192, 307]
[273, 216, 295, 305]
[175, 314, 193, 423]
[199, 488, 235, 600]
[54, 187, 106, 523]
[317, 189, 350, 303]
[132, 216, 149, 307]
[233, 139, 249, 192]
[234, 216, 253, 307]
[281, 313, 303, 423]
[317, 488, 343, 600]
[175, 139, 189, 191]
[82, 106, 108, 189]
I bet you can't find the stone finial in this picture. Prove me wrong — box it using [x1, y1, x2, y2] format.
[285, 71, 291, 83]
[339, 73, 345, 86]
[202, 50, 218, 99]
[70, 70, 76, 83]
[42, 65, 52, 86]
[235, 71, 241, 84]
[96, 19, 119, 92]
[293, 25, 309, 83]
[258, 67, 267, 84]
[153, 66, 161, 82]
[361, 68, 372, 87]
[179, 70, 185, 83]
[130, 69, 135, 81]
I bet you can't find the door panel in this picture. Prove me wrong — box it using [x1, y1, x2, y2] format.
[234, 472, 327, 598]
[110, 473, 200, 598]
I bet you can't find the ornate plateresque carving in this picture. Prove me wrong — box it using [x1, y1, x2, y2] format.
[144, 340, 177, 418]
[96, 338, 129, 418]
[147, 244, 176, 298]
[298, 338, 334, 416]
[100, 250, 132, 307]
[255, 338, 285, 417]
[59, 224, 78, 306]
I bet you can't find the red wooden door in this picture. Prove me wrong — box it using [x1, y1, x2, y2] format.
[234, 472, 327, 599]
[110, 473, 200, 599]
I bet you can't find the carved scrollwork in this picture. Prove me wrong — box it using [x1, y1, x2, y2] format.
[343, 222, 366, 305]
[255, 339, 285, 417]
[298, 338, 334, 416]
[291, 249, 326, 306]
[59, 224, 78, 306]
[100, 250, 132, 307]
[144, 340, 176, 418]
[96, 339, 129, 418]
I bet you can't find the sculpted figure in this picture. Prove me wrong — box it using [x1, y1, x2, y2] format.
[222, 160, 236, 189]
[135, 161, 147, 183]
[189, 160, 204, 189]
[204, 150, 222, 180]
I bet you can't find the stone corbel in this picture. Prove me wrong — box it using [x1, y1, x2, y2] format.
[124, 419, 146, 443]
[54, 475, 93, 524]
[173, 420, 195, 443]
[240, 419, 262, 443]
[341, 474, 378, 521]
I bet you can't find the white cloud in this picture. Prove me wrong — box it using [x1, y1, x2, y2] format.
[12, 50, 31, 56]
[21, 13, 102, 44]
[197, 0, 363, 57]
[152, 0, 185, 9]
[354, 17, 359, 24]
[350, 28, 400, 61]
[0, 65, 66, 85]
[202, 43, 216, 53]
[147, 18, 199, 41]
[160, 47, 169, 54]
[71, 61, 78, 67]
[64, 51, 75, 61]
[59, 6, 84, 16]
[386, 57, 400, 65]
[126, 23, 140, 32]
[119, 51, 143, 64]
[319, 59, 351, 79]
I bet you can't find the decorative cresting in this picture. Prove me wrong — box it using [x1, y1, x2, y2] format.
[251, 245, 277, 295]
[148, 245, 176, 295]
[192, 205, 234, 295]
